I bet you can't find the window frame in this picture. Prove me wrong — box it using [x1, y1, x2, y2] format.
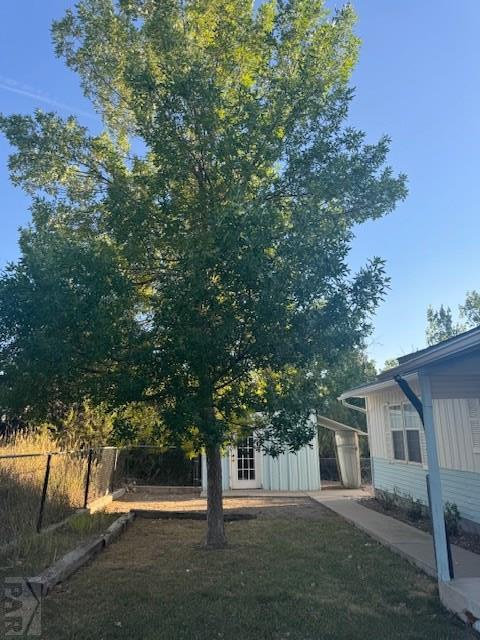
[387, 402, 423, 465]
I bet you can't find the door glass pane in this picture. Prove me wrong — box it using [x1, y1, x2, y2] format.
[237, 436, 255, 480]
[392, 431, 406, 460]
[406, 430, 422, 463]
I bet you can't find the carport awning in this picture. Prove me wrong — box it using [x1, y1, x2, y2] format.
[316, 415, 367, 436]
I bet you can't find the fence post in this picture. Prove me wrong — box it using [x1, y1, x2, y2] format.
[83, 449, 94, 509]
[36, 454, 52, 533]
[110, 447, 118, 493]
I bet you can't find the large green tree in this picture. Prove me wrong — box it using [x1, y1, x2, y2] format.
[314, 348, 375, 458]
[0, 0, 406, 546]
[426, 292, 480, 347]
[426, 304, 460, 346]
[460, 291, 480, 327]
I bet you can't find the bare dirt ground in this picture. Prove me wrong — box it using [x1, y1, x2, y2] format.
[106, 491, 332, 520]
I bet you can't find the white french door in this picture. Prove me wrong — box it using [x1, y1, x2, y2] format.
[230, 435, 261, 489]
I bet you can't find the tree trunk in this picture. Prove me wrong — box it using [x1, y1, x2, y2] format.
[205, 443, 227, 548]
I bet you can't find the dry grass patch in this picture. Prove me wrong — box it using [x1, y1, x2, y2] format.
[0, 511, 117, 580]
[0, 432, 119, 546]
[0, 432, 88, 545]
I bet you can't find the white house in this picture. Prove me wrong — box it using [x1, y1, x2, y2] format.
[340, 327, 480, 536]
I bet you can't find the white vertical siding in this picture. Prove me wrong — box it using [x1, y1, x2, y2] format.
[201, 436, 321, 492]
[433, 399, 480, 472]
[365, 380, 480, 473]
[200, 453, 230, 492]
[365, 381, 426, 463]
[261, 436, 320, 491]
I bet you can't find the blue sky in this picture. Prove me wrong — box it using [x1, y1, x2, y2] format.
[0, 1, 479, 368]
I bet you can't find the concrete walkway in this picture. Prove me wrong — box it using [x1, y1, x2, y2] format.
[309, 492, 480, 579]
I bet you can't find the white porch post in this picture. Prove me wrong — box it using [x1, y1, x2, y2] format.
[418, 370, 451, 583]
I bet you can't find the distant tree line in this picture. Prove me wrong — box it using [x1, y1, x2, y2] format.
[426, 290, 480, 346]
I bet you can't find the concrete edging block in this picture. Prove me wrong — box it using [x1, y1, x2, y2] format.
[87, 487, 126, 513]
[103, 511, 135, 546]
[28, 537, 106, 596]
[130, 485, 201, 495]
[27, 510, 136, 596]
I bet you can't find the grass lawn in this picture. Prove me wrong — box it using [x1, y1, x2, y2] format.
[40, 499, 474, 640]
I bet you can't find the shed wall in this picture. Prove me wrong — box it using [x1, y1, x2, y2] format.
[201, 438, 321, 492]
[261, 437, 321, 491]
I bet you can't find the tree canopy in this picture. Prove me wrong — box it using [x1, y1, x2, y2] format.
[426, 304, 459, 346]
[426, 292, 480, 346]
[0, 0, 407, 545]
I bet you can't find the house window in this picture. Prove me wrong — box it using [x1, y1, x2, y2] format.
[388, 403, 423, 464]
[392, 429, 406, 460]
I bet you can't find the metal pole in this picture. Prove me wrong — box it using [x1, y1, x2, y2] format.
[418, 371, 451, 582]
[395, 372, 452, 583]
[36, 454, 52, 533]
[427, 474, 454, 579]
[83, 449, 94, 509]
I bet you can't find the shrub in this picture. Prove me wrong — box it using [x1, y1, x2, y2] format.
[44, 400, 114, 449]
[378, 489, 396, 511]
[405, 495, 424, 522]
[444, 502, 461, 536]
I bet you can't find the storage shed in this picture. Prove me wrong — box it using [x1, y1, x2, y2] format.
[200, 413, 368, 494]
[201, 427, 321, 493]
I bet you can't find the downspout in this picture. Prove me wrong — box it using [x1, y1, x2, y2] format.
[394, 374, 453, 582]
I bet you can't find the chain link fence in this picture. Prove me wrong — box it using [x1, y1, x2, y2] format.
[0, 453, 50, 545]
[119, 447, 201, 487]
[0, 446, 202, 546]
[319, 456, 372, 486]
[360, 457, 372, 485]
[319, 457, 340, 482]
[0, 447, 121, 546]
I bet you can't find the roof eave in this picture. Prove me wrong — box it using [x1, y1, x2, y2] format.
[339, 327, 480, 400]
[338, 372, 418, 400]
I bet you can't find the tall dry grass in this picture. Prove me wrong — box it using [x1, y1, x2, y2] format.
[0, 431, 90, 546]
